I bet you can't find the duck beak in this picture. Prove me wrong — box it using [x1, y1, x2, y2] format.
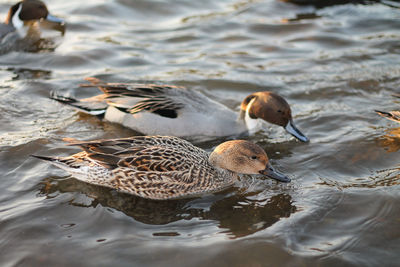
[285, 119, 309, 142]
[259, 163, 291, 183]
[46, 14, 64, 24]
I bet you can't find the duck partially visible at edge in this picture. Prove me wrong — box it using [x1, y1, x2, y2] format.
[375, 93, 400, 124]
[375, 110, 400, 123]
[0, 0, 64, 46]
[51, 78, 310, 142]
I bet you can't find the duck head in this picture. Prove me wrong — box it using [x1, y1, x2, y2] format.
[209, 140, 290, 182]
[239, 92, 309, 142]
[5, 0, 64, 34]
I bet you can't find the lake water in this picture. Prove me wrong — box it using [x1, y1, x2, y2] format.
[1, 0, 400, 266]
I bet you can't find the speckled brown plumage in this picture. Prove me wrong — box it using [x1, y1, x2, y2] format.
[34, 136, 238, 200]
[34, 136, 291, 200]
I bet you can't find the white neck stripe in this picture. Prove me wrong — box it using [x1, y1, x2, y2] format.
[12, 4, 24, 29]
[244, 97, 260, 133]
[245, 97, 256, 115]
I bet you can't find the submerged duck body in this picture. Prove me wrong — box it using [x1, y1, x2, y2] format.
[0, 0, 64, 46]
[33, 136, 290, 200]
[51, 78, 309, 142]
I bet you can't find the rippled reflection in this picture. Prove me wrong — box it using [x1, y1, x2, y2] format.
[378, 127, 400, 153]
[281, 0, 385, 8]
[39, 177, 297, 238]
[6, 67, 52, 80]
[319, 167, 400, 189]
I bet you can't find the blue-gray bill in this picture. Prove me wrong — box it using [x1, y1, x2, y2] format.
[285, 119, 309, 142]
[41, 14, 65, 35]
[46, 14, 64, 24]
[259, 163, 291, 183]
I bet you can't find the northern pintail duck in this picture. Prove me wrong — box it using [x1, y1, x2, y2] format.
[0, 0, 64, 42]
[33, 136, 290, 200]
[375, 93, 400, 123]
[375, 110, 400, 123]
[51, 78, 309, 142]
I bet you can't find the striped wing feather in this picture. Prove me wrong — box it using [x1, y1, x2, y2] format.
[82, 79, 185, 117]
[64, 136, 224, 199]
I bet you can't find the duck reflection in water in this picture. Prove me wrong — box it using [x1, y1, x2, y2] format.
[39, 177, 296, 238]
[377, 127, 400, 153]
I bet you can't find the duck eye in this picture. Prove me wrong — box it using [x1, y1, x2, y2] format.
[251, 155, 257, 160]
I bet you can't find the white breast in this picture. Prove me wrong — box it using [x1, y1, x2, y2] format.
[11, 4, 30, 39]
[12, 4, 23, 29]
[104, 105, 246, 138]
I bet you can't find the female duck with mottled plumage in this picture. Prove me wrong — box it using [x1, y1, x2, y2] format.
[0, 0, 64, 48]
[51, 78, 310, 142]
[33, 135, 290, 200]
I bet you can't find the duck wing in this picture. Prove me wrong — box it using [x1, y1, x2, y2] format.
[82, 78, 187, 118]
[64, 136, 209, 172]
[62, 136, 227, 199]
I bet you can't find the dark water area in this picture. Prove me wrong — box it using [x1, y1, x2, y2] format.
[1, 0, 400, 266]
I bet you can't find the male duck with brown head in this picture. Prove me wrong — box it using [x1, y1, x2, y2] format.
[239, 91, 308, 142]
[33, 136, 290, 200]
[51, 78, 309, 142]
[1, 0, 64, 47]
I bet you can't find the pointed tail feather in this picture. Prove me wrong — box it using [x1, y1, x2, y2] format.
[31, 155, 58, 162]
[32, 153, 110, 185]
[50, 90, 107, 116]
[31, 154, 88, 176]
[375, 110, 400, 123]
[31, 154, 72, 170]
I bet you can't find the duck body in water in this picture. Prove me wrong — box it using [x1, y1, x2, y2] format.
[51, 78, 309, 142]
[33, 136, 290, 200]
